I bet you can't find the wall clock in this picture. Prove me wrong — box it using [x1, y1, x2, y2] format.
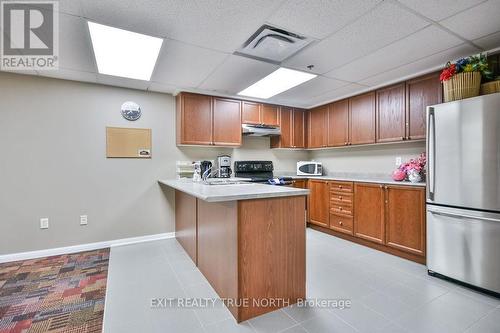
[121, 101, 141, 121]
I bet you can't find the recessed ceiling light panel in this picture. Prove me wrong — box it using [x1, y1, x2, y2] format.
[88, 22, 163, 81]
[238, 67, 317, 99]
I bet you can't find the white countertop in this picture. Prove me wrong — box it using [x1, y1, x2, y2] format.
[275, 172, 426, 187]
[158, 179, 309, 202]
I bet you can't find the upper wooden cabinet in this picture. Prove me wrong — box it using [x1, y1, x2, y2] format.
[354, 182, 385, 244]
[242, 102, 279, 126]
[177, 92, 241, 146]
[262, 104, 279, 126]
[385, 185, 426, 256]
[177, 93, 213, 145]
[308, 179, 330, 228]
[308, 105, 328, 148]
[376, 83, 406, 142]
[406, 73, 442, 140]
[349, 92, 376, 145]
[242, 101, 261, 125]
[271, 107, 306, 148]
[213, 97, 242, 146]
[328, 99, 349, 147]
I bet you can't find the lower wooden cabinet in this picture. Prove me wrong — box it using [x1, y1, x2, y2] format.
[308, 179, 330, 227]
[385, 185, 426, 256]
[308, 180, 426, 263]
[353, 183, 385, 244]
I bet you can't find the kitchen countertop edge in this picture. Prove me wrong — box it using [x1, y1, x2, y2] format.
[158, 179, 310, 202]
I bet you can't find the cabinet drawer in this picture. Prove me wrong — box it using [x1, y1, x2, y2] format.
[329, 213, 353, 235]
[329, 181, 353, 193]
[330, 192, 353, 205]
[330, 203, 353, 216]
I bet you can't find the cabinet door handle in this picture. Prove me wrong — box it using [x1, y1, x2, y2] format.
[401, 136, 405, 140]
[339, 196, 342, 200]
[339, 221, 343, 226]
[338, 206, 342, 210]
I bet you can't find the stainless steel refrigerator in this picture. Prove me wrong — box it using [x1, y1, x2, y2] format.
[426, 93, 500, 294]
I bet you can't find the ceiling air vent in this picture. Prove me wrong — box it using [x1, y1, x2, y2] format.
[235, 25, 312, 64]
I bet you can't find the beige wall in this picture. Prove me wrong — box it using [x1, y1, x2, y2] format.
[309, 141, 426, 175]
[0, 72, 307, 255]
[0, 72, 424, 255]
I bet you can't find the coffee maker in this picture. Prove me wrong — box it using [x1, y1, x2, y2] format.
[216, 155, 232, 178]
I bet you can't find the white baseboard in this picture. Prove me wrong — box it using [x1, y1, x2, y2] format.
[0, 232, 176, 264]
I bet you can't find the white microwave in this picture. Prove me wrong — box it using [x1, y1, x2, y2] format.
[297, 161, 323, 176]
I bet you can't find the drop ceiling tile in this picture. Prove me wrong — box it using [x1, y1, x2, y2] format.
[33, 0, 84, 16]
[284, 1, 430, 74]
[16, 12, 96, 73]
[474, 31, 500, 50]
[58, 14, 97, 73]
[151, 40, 227, 88]
[359, 43, 480, 87]
[396, 0, 486, 21]
[270, 76, 349, 105]
[38, 68, 97, 83]
[267, 0, 381, 39]
[198, 55, 279, 95]
[326, 26, 463, 82]
[81, 0, 285, 52]
[148, 82, 178, 94]
[306, 83, 368, 107]
[96, 74, 149, 90]
[440, 0, 500, 40]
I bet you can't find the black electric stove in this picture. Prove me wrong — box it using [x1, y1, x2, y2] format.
[234, 161, 274, 183]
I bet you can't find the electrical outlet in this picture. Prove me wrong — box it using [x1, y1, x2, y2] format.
[396, 157, 402, 166]
[80, 215, 88, 225]
[40, 218, 49, 229]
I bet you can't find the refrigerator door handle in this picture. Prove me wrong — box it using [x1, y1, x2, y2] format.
[428, 208, 500, 223]
[427, 107, 436, 201]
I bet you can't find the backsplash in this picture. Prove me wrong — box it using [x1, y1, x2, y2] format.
[309, 141, 426, 175]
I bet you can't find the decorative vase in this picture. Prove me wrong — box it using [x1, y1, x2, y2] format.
[408, 169, 422, 183]
[443, 72, 481, 102]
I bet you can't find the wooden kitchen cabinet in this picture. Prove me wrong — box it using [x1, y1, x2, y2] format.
[242, 101, 261, 124]
[213, 97, 242, 146]
[176, 92, 213, 145]
[242, 101, 279, 126]
[328, 99, 349, 147]
[329, 181, 354, 235]
[308, 105, 328, 148]
[308, 179, 330, 227]
[271, 107, 306, 148]
[177, 92, 242, 146]
[291, 179, 307, 188]
[406, 73, 442, 140]
[262, 104, 279, 126]
[349, 92, 376, 145]
[385, 185, 426, 256]
[293, 109, 306, 148]
[354, 183, 385, 244]
[376, 83, 406, 142]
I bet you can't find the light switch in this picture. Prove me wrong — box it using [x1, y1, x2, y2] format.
[40, 218, 49, 229]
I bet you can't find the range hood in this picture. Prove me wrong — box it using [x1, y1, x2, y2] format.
[242, 124, 281, 137]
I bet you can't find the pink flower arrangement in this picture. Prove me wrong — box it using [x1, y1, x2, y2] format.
[392, 153, 426, 181]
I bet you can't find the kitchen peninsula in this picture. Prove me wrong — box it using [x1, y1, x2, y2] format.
[159, 179, 309, 322]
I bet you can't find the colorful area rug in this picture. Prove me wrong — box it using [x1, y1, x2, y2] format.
[0, 248, 110, 333]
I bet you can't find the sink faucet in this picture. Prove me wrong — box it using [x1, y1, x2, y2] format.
[202, 167, 221, 182]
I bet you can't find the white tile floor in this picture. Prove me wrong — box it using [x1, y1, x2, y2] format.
[103, 229, 500, 333]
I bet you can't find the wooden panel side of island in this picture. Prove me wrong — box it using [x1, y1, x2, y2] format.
[175, 190, 197, 264]
[197, 200, 239, 319]
[238, 196, 306, 321]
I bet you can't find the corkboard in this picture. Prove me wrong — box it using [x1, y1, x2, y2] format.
[106, 127, 152, 158]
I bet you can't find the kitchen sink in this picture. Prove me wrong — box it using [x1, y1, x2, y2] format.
[202, 179, 253, 186]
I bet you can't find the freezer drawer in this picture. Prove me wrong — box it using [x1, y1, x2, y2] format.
[427, 205, 500, 293]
